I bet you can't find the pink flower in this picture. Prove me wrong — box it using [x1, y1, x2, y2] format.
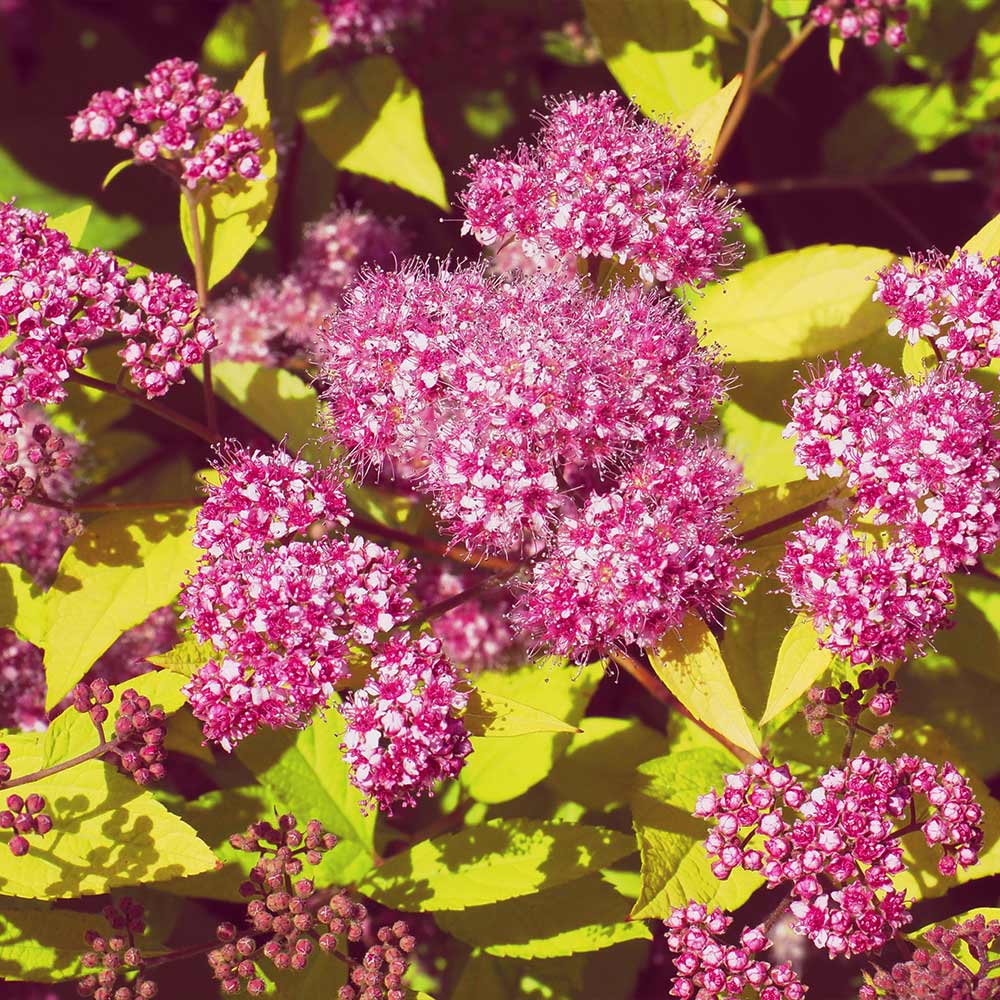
[319, 0, 439, 50]
[0, 409, 77, 511]
[460, 92, 740, 287]
[812, 0, 908, 49]
[70, 58, 263, 190]
[339, 634, 471, 813]
[0, 630, 45, 731]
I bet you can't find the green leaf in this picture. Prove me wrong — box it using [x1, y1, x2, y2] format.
[195, 360, 321, 455]
[463, 688, 582, 738]
[688, 244, 895, 363]
[828, 34, 845, 72]
[631, 748, 763, 919]
[679, 74, 742, 159]
[236, 709, 377, 884]
[901, 336, 939, 380]
[49, 204, 91, 246]
[41, 509, 200, 709]
[460, 659, 604, 804]
[720, 401, 802, 490]
[180, 52, 279, 289]
[146, 635, 219, 678]
[0, 902, 107, 981]
[582, 0, 722, 121]
[281, 0, 333, 72]
[101, 159, 135, 191]
[648, 617, 760, 757]
[759, 615, 833, 726]
[547, 717, 670, 810]
[963, 210, 1000, 259]
[435, 873, 650, 959]
[0, 737, 216, 899]
[359, 818, 635, 911]
[299, 56, 448, 209]
[0, 563, 45, 647]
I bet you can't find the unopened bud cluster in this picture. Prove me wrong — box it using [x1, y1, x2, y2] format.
[0, 418, 75, 511]
[804, 667, 897, 745]
[77, 898, 156, 1000]
[0, 790, 52, 856]
[339, 920, 416, 1000]
[813, 0, 908, 48]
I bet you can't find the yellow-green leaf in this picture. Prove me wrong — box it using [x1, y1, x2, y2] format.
[648, 617, 760, 757]
[49, 204, 91, 246]
[180, 52, 278, 289]
[963, 210, 1000, 258]
[829, 34, 846, 72]
[582, 0, 722, 121]
[146, 635, 219, 678]
[298, 56, 448, 209]
[680, 74, 742, 159]
[688, 244, 895, 363]
[0, 563, 45, 648]
[101, 159, 135, 191]
[41, 510, 200, 709]
[359, 818, 635, 911]
[901, 336, 938, 380]
[463, 688, 582, 738]
[733, 478, 836, 540]
[281, 0, 332, 72]
[759, 615, 833, 726]
[0, 902, 116, 981]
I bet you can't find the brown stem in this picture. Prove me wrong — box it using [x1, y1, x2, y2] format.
[1, 738, 110, 790]
[607, 648, 755, 763]
[733, 168, 979, 198]
[77, 448, 176, 502]
[183, 188, 218, 437]
[349, 515, 522, 574]
[752, 18, 820, 89]
[761, 887, 795, 934]
[736, 497, 833, 544]
[66, 370, 220, 444]
[712, 2, 772, 166]
[408, 570, 517, 626]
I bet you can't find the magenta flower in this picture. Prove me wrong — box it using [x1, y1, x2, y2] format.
[70, 57, 263, 190]
[812, 0, 908, 48]
[460, 92, 739, 287]
[663, 902, 807, 999]
[0, 410, 76, 512]
[514, 443, 743, 659]
[319, 0, 439, 50]
[0, 630, 46, 732]
[338, 633, 471, 813]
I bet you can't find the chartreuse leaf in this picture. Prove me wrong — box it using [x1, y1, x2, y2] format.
[890, 718, 1000, 901]
[435, 872, 650, 958]
[298, 56, 448, 209]
[0, 903, 91, 980]
[687, 244, 895, 362]
[195, 360, 321, 455]
[42, 670, 187, 767]
[180, 52, 278, 289]
[963, 210, 1000, 259]
[463, 688, 582, 738]
[582, 0, 721, 120]
[648, 617, 760, 757]
[680, 74, 742, 159]
[759, 615, 833, 726]
[547, 717, 670, 810]
[281, 0, 333, 71]
[460, 659, 604, 804]
[360, 818, 635, 911]
[0, 563, 45, 647]
[0, 735, 215, 899]
[49, 204, 91, 246]
[146, 634, 219, 678]
[720, 401, 802, 492]
[901, 336, 938, 380]
[630, 747, 763, 919]
[41, 509, 201, 710]
[732, 477, 835, 540]
[236, 708, 377, 884]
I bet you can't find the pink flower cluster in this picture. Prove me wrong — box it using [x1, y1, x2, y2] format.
[813, 0, 908, 49]
[0, 412, 75, 511]
[875, 251, 1000, 369]
[0, 631, 46, 732]
[861, 913, 1000, 999]
[0, 201, 215, 431]
[319, 0, 439, 50]
[781, 357, 1000, 663]
[695, 755, 984, 958]
[211, 207, 408, 365]
[339, 634, 471, 814]
[70, 57, 263, 190]
[321, 262, 741, 657]
[663, 903, 806, 1000]
[460, 92, 739, 287]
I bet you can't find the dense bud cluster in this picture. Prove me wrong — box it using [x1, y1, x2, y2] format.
[460, 92, 739, 287]
[72, 677, 115, 727]
[695, 755, 984, 958]
[663, 903, 807, 999]
[111, 689, 167, 786]
[812, 0, 908, 48]
[70, 58, 263, 189]
[339, 921, 416, 1000]
[0, 200, 215, 430]
[77, 898, 156, 1000]
[0, 789, 52, 856]
[211, 207, 408, 365]
[780, 356, 1000, 663]
[319, 0, 439, 50]
[0, 413, 75, 510]
[861, 913, 1000, 998]
[803, 667, 897, 743]
[339, 633, 471, 813]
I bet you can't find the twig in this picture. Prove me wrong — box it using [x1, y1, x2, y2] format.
[733, 168, 979, 198]
[753, 18, 820, 89]
[183, 188, 218, 437]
